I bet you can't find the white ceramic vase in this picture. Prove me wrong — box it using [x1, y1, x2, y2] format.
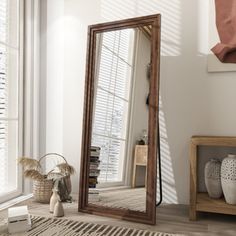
[53, 200, 64, 217]
[49, 189, 59, 213]
[221, 154, 236, 204]
[204, 159, 222, 198]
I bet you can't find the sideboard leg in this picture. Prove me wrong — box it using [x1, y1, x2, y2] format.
[189, 207, 197, 221]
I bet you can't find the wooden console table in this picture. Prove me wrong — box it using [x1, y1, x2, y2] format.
[190, 136, 236, 220]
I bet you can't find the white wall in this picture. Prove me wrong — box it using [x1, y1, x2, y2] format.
[40, 0, 65, 173]
[127, 30, 150, 187]
[41, 0, 236, 204]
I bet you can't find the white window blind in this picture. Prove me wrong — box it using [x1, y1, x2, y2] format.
[0, 0, 21, 198]
[92, 29, 134, 183]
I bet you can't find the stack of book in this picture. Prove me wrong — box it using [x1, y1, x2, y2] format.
[88, 146, 101, 202]
[8, 206, 31, 234]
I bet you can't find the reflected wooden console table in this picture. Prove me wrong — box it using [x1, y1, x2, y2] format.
[190, 136, 236, 220]
[132, 145, 148, 188]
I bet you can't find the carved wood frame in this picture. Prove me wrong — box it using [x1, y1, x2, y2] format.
[78, 14, 161, 225]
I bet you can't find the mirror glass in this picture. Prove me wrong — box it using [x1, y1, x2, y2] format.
[88, 26, 152, 212]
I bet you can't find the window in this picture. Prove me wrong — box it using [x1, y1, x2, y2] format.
[0, 0, 22, 202]
[92, 29, 135, 184]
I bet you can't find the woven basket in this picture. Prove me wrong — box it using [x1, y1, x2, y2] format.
[32, 153, 72, 203]
[33, 179, 53, 203]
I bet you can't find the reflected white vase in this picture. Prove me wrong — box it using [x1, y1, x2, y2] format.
[221, 154, 236, 205]
[204, 159, 222, 199]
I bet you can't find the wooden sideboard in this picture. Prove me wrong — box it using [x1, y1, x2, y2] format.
[190, 136, 236, 220]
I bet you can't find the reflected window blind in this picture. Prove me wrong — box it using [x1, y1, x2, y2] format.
[0, 0, 18, 193]
[92, 29, 134, 183]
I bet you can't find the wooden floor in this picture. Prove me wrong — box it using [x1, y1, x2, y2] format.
[0, 197, 236, 236]
[92, 188, 146, 212]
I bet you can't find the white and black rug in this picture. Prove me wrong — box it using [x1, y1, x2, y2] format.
[0, 216, 184, 236]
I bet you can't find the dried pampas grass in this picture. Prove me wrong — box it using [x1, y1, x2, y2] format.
[19, 157, 40, 170]
[19, 153, 75, 182]
[56, 163, 75, 175]
[24, 169, 45, 181]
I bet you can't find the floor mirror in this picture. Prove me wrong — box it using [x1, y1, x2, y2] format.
[78, 14, 161, 225]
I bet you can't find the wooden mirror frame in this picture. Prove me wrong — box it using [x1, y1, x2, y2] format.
[78, 14, 161, 225]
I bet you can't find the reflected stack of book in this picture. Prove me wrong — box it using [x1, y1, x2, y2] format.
[88, 146, 101, 202]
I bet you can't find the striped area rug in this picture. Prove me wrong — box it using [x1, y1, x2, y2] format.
[0, 216, 184, 236]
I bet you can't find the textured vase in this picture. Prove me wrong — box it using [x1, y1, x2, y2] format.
[53, 200, 64, 217]
[204, 159, 222, 198]
[49, 189, 59, 213]
[221, 154, 236, 204]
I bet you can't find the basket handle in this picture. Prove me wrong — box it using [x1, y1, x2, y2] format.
[39, 153, 68, 164]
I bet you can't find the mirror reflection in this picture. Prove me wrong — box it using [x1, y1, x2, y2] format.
[88, 26, 151, 212]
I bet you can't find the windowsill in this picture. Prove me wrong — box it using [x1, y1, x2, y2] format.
[0, 194, 33, 211]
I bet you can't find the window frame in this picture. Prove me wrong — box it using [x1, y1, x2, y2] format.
[0, 0, 24, 203]
[92, 30, 136, 188]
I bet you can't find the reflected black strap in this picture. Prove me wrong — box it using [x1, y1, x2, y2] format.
[156, 119, 162, 207]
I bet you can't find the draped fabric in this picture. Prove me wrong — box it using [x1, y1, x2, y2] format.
[211, 0, 236, 63]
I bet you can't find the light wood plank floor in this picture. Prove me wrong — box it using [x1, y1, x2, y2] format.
[91, 188, 146, 212]
[0, 197, 236, 236]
